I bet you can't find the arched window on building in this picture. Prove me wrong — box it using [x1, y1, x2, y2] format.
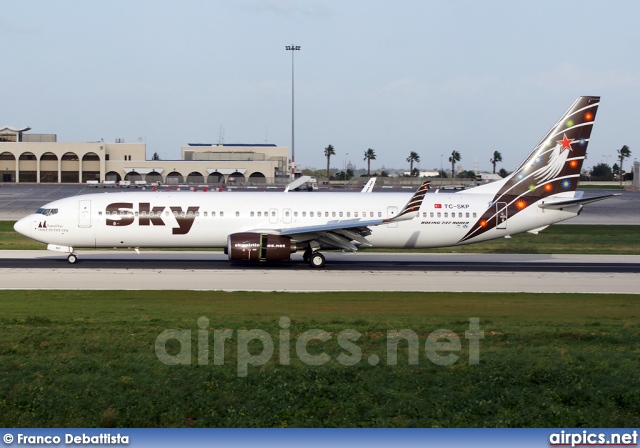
[61, 152, 80, 183]
[166, 171, 184, 185]
[40, 152, 58, 183]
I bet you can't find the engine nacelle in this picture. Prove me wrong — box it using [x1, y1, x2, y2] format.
[227, 232, 295, 261]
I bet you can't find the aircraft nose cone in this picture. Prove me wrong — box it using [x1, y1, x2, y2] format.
[14, 216, 31, 237]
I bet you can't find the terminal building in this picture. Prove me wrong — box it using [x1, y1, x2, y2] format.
[0, 126, 291, 185]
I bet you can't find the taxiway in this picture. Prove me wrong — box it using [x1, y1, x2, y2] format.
[0, 251, 638, 293]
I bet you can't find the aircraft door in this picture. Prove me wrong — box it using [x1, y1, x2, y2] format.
[387, 206, 398, 228]
[79, 200, 92, 228]
[283, 208, 292, 224]
[496, 202, 507, 229]
[269, 208, 278, 224]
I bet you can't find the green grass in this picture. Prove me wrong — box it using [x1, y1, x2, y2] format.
[1, 221, 639, 254]
[1, 291, 639, 427]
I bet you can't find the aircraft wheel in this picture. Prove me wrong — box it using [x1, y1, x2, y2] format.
[309, 252, 325, 269]
[303, 250, 312, 263]
[67, 254, 78, 264]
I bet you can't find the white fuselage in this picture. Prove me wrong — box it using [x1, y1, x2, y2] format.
[14, 189, 580, 250]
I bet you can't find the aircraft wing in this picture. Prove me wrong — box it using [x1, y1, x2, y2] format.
[279, 219, 384, 236]
[245, 181, 430, 251]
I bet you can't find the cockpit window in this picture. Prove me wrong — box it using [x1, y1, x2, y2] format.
[36, 208, 58, 216]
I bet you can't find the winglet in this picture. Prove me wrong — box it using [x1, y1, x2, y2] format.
[387, 180, 430, 222]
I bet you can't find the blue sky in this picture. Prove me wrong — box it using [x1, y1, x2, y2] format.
[3, 0, 639, 172]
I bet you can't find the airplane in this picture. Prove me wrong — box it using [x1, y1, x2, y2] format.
[14, 96, 615, 268]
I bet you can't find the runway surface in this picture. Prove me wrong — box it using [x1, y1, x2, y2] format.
[1, 251, 638, 293]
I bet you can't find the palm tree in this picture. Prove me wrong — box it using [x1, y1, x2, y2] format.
[449, 150, 461, 177]
[324, 145, 335, 183]
[406, 151, 420, 176]
[363, 148, 376, 176]
[490, 151, 502, 174]
[617, 145, 631, 185]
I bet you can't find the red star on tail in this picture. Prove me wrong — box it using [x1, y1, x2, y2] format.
[557, 134, 573, 152]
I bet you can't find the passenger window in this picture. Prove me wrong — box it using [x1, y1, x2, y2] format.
[444, 212, 448, 218]
[235, 211, 240, 217]
[430, 212, 434, 218]
[165, 211, 170, 217]
[188, 211, 194, 217]
[473, 212, 477, 218]
[251, 211, 255, 217]
[332, 212, 336, 217]
[257, 211, 261, 217]
[212, 211, 216, 217]
[339, 212, 343, 217]
[98, 211, 102, 216]
[135, 211, 139, 217]
[347, 212, 350, 217]
[220, 211, 224, 217]
[302, 211, 306, 217]
[204, 212, 208, 217]
[271, 211, 275, 217]
[466, 212, 469, 218]
[310, 211, 314, 217]
[325, 212, 329, 217]
[378, 212, 382, 217]
[294, 211, 298, 217]
[437, 212, 441, 218]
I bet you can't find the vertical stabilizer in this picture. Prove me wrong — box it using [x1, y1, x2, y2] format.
[461, 96, 600, 242]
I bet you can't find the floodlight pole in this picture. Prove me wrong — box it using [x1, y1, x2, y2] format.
[286, 45, 301, 179]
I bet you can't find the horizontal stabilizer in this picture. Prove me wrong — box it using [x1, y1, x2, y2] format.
[537, 194, 618, 210]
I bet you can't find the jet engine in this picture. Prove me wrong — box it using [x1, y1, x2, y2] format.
[227, 232, 296, 261]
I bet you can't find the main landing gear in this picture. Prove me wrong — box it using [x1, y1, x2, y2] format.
[67, 253, 78, 264]
[303, 250, 325, 268]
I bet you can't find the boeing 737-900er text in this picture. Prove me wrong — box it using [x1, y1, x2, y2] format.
[14, 96, 615, 268]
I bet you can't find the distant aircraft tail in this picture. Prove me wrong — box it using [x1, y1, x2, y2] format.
[461, 96, 600, 242]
